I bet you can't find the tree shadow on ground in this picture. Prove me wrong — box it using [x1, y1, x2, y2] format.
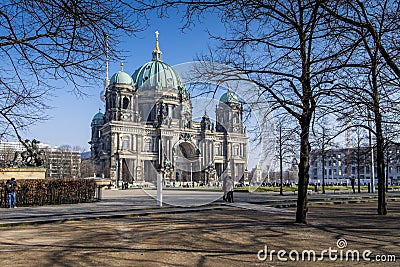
[0, 203, 399, 266]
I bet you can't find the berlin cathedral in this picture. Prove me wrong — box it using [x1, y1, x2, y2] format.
[90, 34, 247, 186]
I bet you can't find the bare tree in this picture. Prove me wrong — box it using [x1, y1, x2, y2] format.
[0, 0, 144, 141]
[321, 1, 400, 79]
[311, 118, 339, 194]
[140, 1, 357, 223]
[137, 0, 400, 220]
[81, 158, 96, 178]
[351, 127, 370, 193]
[323, 0, 400, 215]
[275, 115, 299, 195]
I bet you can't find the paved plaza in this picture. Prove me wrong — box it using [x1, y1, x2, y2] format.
[0, 189, 399, 266]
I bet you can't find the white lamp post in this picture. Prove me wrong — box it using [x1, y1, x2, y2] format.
[190, 162, 193, 187]
[157, 171, 163, 207]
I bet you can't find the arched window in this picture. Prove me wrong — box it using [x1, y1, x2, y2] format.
[132, 135, 137, 151]
[149, 106, 156, 120]
[111, 94, 116, 108]
[144, 139, 152, 152]
[215, 144, 221, 156]
[122, 138, 129, 150]
[233, 145, 239, 156]
[122, 97, 130, 109]
[105, 136, 111, 152]
[233, 113, 239, 124]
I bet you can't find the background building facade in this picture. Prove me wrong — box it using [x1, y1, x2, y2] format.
[309, 145, 400, 186]
[0, 142, 82, 178]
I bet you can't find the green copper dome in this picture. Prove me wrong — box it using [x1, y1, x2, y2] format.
[131, 32, 186, 92]
[132, 60, 186, 91]
[91, 111, 104, 126]
[109, 70, 134, 86]
[220, 90, 239, 104]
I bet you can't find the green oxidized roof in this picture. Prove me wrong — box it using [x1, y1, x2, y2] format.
[92, 111, 104, 125]
[109, 70, 134, 86]
[132, 32, 186, 92]
[220, 90, 239, 104]
[132, 60, 186, 91]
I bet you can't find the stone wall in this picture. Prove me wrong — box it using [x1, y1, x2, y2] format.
[0, 168, 46, 180]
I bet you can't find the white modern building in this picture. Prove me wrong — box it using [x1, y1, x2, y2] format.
[0, 141, 81, 178]
[309, 145, 400, 186]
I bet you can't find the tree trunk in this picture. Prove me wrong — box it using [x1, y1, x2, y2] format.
[321, 128, 326, 194]
[357, 144, 361, 193]
[279, 125, 283, 196]
[375, 112, 387, 215]
[296, 121, 311, 224]
[371, 42, 387, 215]
[322, 152, 326, 194]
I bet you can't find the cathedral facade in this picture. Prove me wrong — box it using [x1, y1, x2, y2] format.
[90, 35, 247, 186]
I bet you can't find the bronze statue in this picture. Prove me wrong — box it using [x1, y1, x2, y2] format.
[10, 139, 45, 167]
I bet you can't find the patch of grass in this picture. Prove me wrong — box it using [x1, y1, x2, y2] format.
[234, 185, 398, 192]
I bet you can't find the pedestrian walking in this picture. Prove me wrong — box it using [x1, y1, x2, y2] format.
[350, 176, 356, 194]
[226, 176, 234, 203]
[6, 178, 17, 208]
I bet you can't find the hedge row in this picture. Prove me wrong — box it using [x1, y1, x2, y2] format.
[0, 178, 98, 208]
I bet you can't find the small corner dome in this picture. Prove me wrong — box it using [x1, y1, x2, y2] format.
[92, 111, 104, 125]
[109, 70, 134, 86]
[220, 91, 239, 104]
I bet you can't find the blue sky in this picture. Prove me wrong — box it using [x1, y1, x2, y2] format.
[27, 12, 226, 151]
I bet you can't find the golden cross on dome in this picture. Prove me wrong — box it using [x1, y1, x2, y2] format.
[152, 30, 162, 61]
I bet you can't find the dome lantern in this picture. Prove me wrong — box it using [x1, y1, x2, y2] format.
[152, 30, 162, 61]
[220, 89, 240, 104]
[109, 64, 134, 86]
[91, 109, 104, 126]
[132, 34, 186, 92]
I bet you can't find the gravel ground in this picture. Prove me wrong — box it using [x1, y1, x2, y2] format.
[0, 201, 399, 267]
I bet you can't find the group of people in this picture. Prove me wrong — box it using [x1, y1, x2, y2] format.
[222, 175, 234, 203]
[5, 178, 17, 208]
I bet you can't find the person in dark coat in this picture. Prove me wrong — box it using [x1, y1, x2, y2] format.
[350, 176, 356, 194]
[222, 176, 228, 201]
[226, 176, 234, 203]
[6, 178, 17, 208]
